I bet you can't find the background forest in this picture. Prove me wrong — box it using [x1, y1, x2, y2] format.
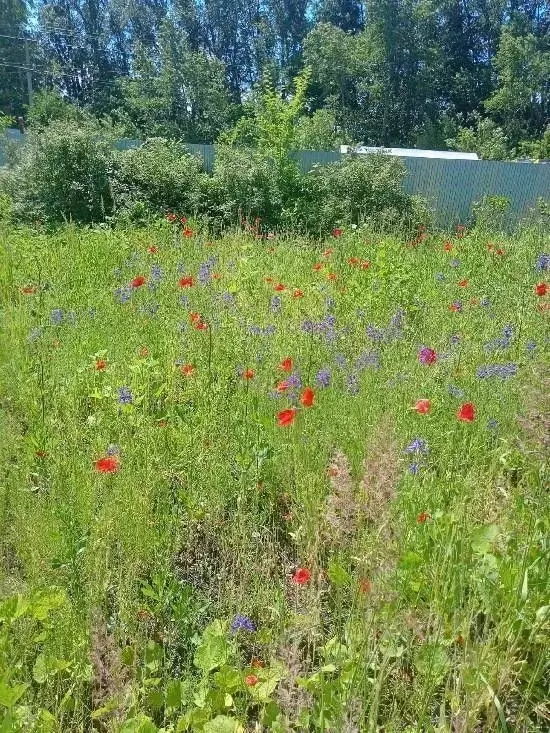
[0, 1, 549, 160]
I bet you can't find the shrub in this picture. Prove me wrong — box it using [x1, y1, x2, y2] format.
[205, 145, 286, 229]
[111, 138, 206, 223]
[293, 153, 423, 233]
[2, 120, 115, 223]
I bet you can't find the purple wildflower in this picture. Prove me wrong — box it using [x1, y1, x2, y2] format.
[535, 253, 549, 272]
[50, 308, 63, 325]
[315, 367, 331, 388]
[404, 438, 429, 456]
[346, 372, 359, 395]
[231, 614, 256, 633]
[476, 363, 518, 380]
[107, 444, 121, 456]
[270, 295, 282, 313]
[356, 351, 380, 371]
[118, 387, 133, 405]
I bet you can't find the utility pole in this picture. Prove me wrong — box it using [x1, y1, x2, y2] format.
[24, 35, 33, 107]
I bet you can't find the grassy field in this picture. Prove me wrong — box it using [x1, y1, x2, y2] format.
[0, 221, 548, 732]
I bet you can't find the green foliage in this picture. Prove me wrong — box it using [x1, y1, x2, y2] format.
[3, 120, 115, 223]
[447, 114, 512, 160]
[111, 138, 206, 223]
[472, 195, 512, 233]
[295, 153, 425, 232]
[206, 145, 285, 228]
[26, 90, 84, 129]
[293, 109, 343, 150]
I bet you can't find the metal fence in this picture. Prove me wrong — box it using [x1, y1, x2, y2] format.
[2, 131, 549, 226]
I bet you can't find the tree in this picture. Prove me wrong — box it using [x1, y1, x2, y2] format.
[0, 0, 28, 116]
[316, 0, 364, 32]
[485, 29, 550, 145]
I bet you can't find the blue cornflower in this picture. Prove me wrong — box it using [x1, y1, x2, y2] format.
[179, 295, 190, 308]
[366, 324, 385, 342]
[346, 372, 359, 395]
[150, 264, 164, 282]
[50, 308, 63, 325]
[177, 262, 187, 274]
[198, 262, 211, 285]
[115, 286, 132, 304]
[404, 438, 429, 456]
[435, 272, 446, 282]
[28, 327, 43, 342]
[447, 384, 465, 398]
[221, 292, 236, 307]
[408, 462, 420, 475]
[449, 333, 461, 346]
[107, 444, 120, 456]
[487, 418, 499, 431]
[476, 363, 518, 380]
[451, 301, 463, 313]
[480, 297, 490, 307]
[301, 319, 314, 334]
[335, 353, 347, 368]
[526, 340, 537, 353]
[315, 367, 331, 388]
[270, 296, 282, 313]
[287, 372, 302, 389]
[450, 258, 461, 268]
[356, 351, 380, 371]
[231, 614, 256, 633]
[118, 386, 133, 405]
[535, 253, 549, 272]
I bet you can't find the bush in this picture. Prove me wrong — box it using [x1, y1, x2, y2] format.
[205, 145, 286, 229]
[111, 138, 206, 223]
[293, 153, 424, 233]
[2, 120, 115, 223]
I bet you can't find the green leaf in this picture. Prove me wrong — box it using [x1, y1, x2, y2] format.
[194, 620, 229, 673]
[471, 524, 499, 555]
[327, 561, 351, 588]
[399, 551, 422, 570]
[119, 714, 157, 733]
[144, 640, 163, 670]
[33, 654, 49, 684]
[166, 680, 183, 709]
[0, 682, 29, 708]
[203, 715, 244, 733]
[413, 643, 450, 684]
[213, 666, 242, 693]
[0, 595, 29, 624]
[29, 588, 67, 621]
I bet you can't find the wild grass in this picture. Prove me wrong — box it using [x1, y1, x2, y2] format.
[0, 220, 548, 732]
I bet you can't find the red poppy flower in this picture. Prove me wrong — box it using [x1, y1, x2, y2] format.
[182, 227, 193, 238]
[444, 242, 453, 252]
[457, 402, 475, 422]
[458, 279, 468, 287]
[139, 346, 149, 358]
[156, 419, 167, 427]
[35, 450, 47, 458]
[179, 363, 195, 376]
[496, 248, 504, 255]
[95, 455, 120, 473]
[332, 228, 343, 237]
[359, 579, 372, 594]
[212, 273, 221, 280]
[300, 387, 315, 407]
[348, 257, 360, 266]
[194, 320, 208, 330]
[449, 303, 461, 312]
[131, 275, 146, 288]
[21, 285, 37, 295]
[293, 288, 304, 298]
[276, 380, 290, 392]
[313, 263, 324, 272]
[323, 248, 333, 257]
[361, 260, 371, 270]
[250, 658, 265, 669]
[279, 357, 293, 372]
[264, 276, 273, 283]
[292, 567, 311, 584]
[95, 358, 107, 371]
[327, 272, 337, 281]
[179, 276, 195, 288]
[190, 312, 200, 324]
[274, 283, 285, 291]
[412, 398, 431, 414]
[277, 408, 296, 427]
[456, 224, 465, 237]
[180, 216, 187, 224]
[242, 368, 255, 380]
[244, 674, 259, 687]
[147, 246, 158, 254]
[417, 511, 430, 523]
[535, 282, 548, 296]
[166, 213, 176, 222]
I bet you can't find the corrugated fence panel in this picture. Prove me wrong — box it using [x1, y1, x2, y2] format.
[2, 130, 549, 225]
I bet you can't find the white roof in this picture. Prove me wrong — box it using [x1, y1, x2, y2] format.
[340, 145, 479, 160]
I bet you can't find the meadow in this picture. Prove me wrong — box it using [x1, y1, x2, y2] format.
[0, 220, 548, 733]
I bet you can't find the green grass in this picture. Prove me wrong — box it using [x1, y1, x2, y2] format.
[0, 221, 548, 732]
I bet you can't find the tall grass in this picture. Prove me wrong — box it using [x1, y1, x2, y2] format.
[0, 220, 548, 732]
